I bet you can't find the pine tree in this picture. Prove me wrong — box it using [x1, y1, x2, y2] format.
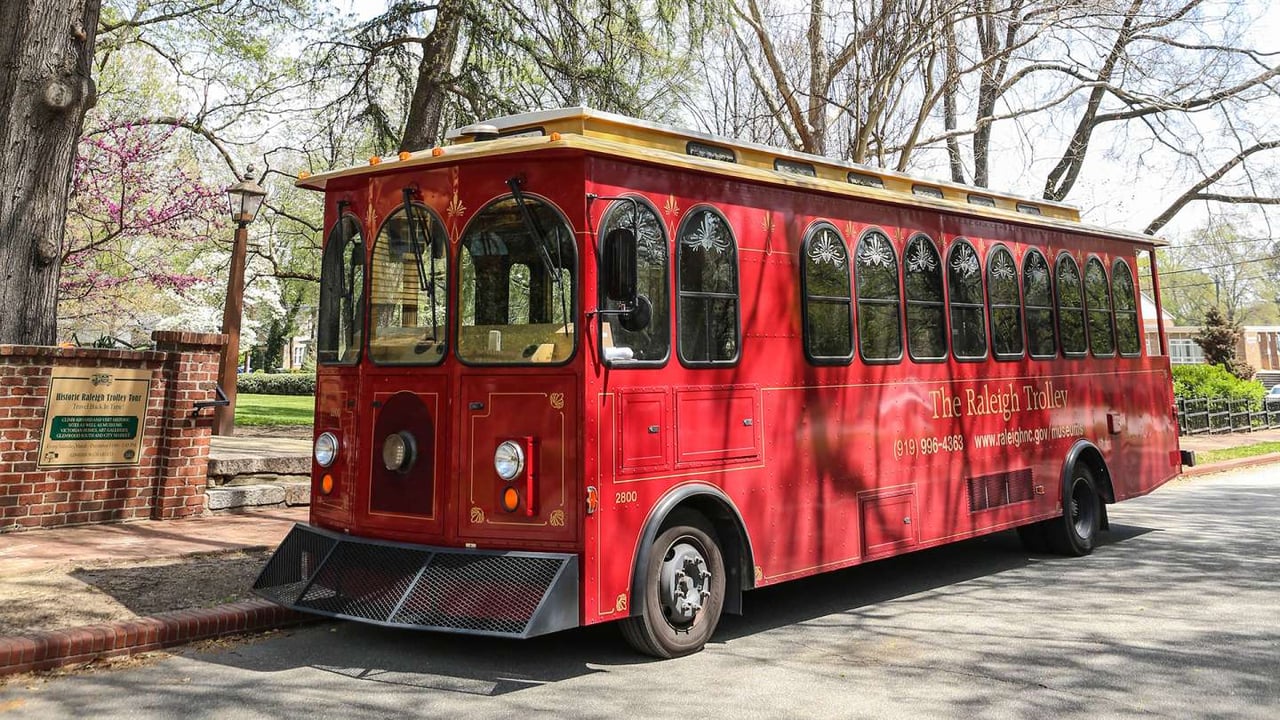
[1194, 306, 1254, 379]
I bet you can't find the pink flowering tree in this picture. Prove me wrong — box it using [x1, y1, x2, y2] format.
[60, 122, 227, 340]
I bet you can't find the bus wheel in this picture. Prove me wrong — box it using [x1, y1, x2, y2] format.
[1046, 464, 1101, 557]
[621, 518, 726, 658]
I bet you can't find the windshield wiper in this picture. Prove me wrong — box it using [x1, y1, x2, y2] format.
[506, 176, 559, 283]
[401, 188, 439, 346]
[507, 175, 571, 331]
[401, 188, 431, 289]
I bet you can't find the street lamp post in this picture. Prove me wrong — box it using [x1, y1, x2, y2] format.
[214, 166, 267, 437]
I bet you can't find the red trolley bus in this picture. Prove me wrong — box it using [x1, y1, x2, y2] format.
[253, 108, 1182, 657]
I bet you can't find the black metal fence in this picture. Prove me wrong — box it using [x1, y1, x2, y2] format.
[1175, 397, 1280, 435]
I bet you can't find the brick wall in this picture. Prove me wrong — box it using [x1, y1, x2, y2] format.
[0, 331, 225, 531]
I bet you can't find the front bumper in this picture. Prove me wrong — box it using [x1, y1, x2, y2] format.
[252, 523, 579, 638]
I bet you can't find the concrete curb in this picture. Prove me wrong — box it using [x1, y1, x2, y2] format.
[0, 599, 309, 678]
[1182, 452, 1280, 478]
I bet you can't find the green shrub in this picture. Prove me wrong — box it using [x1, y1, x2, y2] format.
[235, 373, 315, 396]
[1172, 364, 1264, 408]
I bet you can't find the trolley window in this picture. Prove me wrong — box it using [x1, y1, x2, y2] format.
[1056, 253, 1087, 356]
[1084, 257, 1116, 357]
[904, 234, 946, 361]
[948, 239, 987, 360]
[1023, 249, 1055, 358]
[599, 198, 670, 364]
[317, 213, 364, 365]
[987, 245, 1024, 359]
[677, 207, 740, 365]
[457, 196, 577, 364]
[1113, 260, 1141, 357]
[368, 202, 449, 365]
[854, 230, 902, 362]
[801, 223, 853, 363]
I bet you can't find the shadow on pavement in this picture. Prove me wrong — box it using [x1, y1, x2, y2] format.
[170, 524, 1158, 698]
[8, 474, 1280, 719]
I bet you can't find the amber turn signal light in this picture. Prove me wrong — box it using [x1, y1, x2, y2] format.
[320, 474, 334, 495]
[501, 487, 520, 513]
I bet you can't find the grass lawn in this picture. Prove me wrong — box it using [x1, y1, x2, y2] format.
[234, 393, 315, 426]
[1198, 441, 1280, 465]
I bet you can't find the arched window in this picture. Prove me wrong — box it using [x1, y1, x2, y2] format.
[1023, 249, 1055, 358]
[677, 207, 739, 364]
[369, 202, 449, 365]
[457, 195, 577, 364]
[854, 230, 902, 362]
[1113, 260, 1141, 356]
[1084, 257, 1116, 356]
[948, 239, 987, 360]
[987, 245, 1023, 359]
[1056, 253, 1087, 356]
[599, 198, 670, 364]
[903, 234, 946, 361]
[317, 212, 364, 365]
[800, 223, 853, 362]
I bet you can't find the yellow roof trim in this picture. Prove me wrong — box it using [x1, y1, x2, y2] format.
[296, 108, 1166, 247]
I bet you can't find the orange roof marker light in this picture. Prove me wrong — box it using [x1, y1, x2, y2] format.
[298, 171, 311, 181]
[368, 156, 381, 166]
[432, 147, 445, 157]
[549, 132, 561, 142]
[398, 151, 412, 161]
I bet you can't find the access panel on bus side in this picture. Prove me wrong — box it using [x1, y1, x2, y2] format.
[351, 372, 450, 539]
[457, 373, 579, 545]
[309, 367, 357, 533]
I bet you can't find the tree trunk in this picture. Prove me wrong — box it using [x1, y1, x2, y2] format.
[0, 0, 101, 345]
[399, 0, 464, 152]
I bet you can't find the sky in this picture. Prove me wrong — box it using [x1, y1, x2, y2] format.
[337, 0, 1279, 243]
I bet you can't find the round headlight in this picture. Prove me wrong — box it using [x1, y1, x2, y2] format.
[382, 432, 416, 472]
[494, 440, 525, 481]
[314, 432, 339, 467]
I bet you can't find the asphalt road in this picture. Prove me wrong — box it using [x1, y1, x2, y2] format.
[3, 466, 1278, 719]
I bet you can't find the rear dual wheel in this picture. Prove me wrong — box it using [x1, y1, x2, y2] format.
[1018, 464, 1102, 557]
[621, 517, 726, 658]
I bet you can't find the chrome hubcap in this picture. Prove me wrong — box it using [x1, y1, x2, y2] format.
[659, 540, 712, 628]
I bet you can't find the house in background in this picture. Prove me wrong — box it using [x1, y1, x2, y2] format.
[1143, 294, 1280, 385]
[281, 335, 312, 370]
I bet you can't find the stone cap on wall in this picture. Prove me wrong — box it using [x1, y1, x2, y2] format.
[0, 345, 167, 363]
[150, 331, 227, 351]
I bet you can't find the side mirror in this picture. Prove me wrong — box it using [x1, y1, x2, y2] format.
[620, 294, 652, 332]
[602, 227, 638, 303]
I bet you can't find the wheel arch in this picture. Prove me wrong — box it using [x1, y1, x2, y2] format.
[628, 483, 755, 618]
[1063, 439, 1115, 504]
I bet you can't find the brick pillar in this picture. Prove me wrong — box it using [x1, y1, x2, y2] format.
[151, 331, 227, 520]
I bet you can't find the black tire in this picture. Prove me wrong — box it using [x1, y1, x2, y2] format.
[1045, 464, 1102, 556]
[620, 516, 726, 658]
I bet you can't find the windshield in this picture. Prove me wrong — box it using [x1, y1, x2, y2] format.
[368, 202, 449, 365]
[457, 195, 577, 364]
[317, 214, 364, 365]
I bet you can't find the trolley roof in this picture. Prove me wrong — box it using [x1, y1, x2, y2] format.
[297, 106, 1165, 247]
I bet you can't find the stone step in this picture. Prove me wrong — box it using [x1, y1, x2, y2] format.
[207, 482, 310, 512]
[215, 472, 309, 488]
[207, 435, 311, 480]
